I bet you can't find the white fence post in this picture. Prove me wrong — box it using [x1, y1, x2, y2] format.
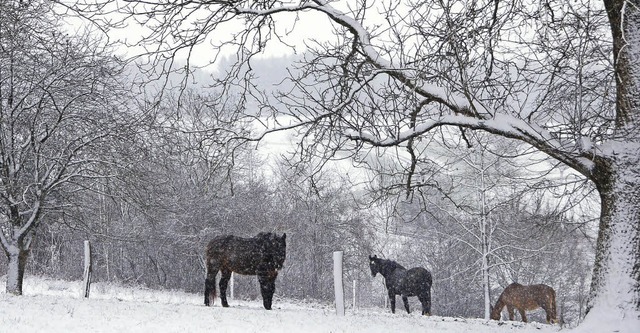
[230, 272, 234, 300]
[353, 279, 357, 309]
[333, 251, 345, 316]
[82, 240, 92, 298]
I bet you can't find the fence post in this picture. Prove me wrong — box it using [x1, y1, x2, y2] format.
[333, 251, 345, 316]
[353, 279, 357, 309]
[230, 272, 234, 300]
[82, 240, 92, 298]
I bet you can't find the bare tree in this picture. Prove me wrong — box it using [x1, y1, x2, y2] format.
[0, 0, 136, 295]
[78, 86, 251, 289]
[446, 137, 525, 320]
[76, 0, 639, 326]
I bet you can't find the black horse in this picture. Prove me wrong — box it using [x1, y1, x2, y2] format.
[369, 255, 432, 315]
[204, 232, 286, 310]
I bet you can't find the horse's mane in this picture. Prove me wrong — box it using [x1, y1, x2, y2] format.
[253, 232, 277, 252]
[379, 258, 406, 271]
[255, 232, 275, 240]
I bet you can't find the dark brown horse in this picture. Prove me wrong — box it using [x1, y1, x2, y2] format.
[204, 232, 286, 310]
[490, 282, 558, 324]
[369, 255, 432, 315]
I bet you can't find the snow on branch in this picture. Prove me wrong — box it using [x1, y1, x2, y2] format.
[344, 113, 596, 175]
[234, 0, 485, 116]
[234, 0, 599, 177]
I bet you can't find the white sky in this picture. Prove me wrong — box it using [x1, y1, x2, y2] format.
[96, 3, 338, 67]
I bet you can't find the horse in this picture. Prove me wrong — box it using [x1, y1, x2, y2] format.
[368, 255, 432, 315]
[490, 282, 558, 324]
[204, 232, 286, 310]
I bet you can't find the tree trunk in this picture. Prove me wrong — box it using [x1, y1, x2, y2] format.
[585, 156, 640, 326]
[482, 252, 491, 319]
[585, 0, 640, 326]
[5, 245, 30, 296]
[479, 165, 492, 320]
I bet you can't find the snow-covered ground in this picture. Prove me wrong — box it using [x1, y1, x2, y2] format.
[0, 276, 633, 333]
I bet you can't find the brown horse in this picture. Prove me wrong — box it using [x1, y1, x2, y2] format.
[490, 283, 557, 324]
[204, 232, 286, 310]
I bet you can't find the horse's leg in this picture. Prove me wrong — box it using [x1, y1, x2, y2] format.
[204, 262, 219, 306]
[402, 295, 410, 314]
[540, 303, 551, 323]
[545, 309, 551, 324]
[507, 305, 515, 321]
[258, 272, 277, 310]
[418, 290, 432, 316]
[388, 291, 396, 314]
[219, 269, 232, 307]
[549, 294, 558, 324]
[518, 308, 527, 323]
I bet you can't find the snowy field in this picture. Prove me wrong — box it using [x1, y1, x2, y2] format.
[0, 276, 634, 333]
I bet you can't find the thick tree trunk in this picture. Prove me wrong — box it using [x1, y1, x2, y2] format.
[604, 0, 640, 128]
[5, 244, 30, 295]
[584, 156, 640, 327]
[583, 1, 640, 328]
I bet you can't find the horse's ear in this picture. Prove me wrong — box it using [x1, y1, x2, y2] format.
[282, 233, 286, 241]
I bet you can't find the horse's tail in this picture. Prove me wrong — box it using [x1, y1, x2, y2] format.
[204, 277, 216, 306]
[204, 251, 218, 306]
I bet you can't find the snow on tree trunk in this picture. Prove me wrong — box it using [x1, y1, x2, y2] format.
[582, 153, 640, 328]
[579, 2, 640, 328]
[5, 245, 29, 296]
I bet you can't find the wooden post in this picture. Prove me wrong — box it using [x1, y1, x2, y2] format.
[230, 272, 234, 300]
[82, 240, 92, 298]
[333, 251, 345, 316]
[353, 279, 357, 309]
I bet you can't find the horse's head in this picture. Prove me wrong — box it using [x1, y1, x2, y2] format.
[258, 232, 287, 270]
[369, 255, 380, 277]
[489, 304, 501, 320]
